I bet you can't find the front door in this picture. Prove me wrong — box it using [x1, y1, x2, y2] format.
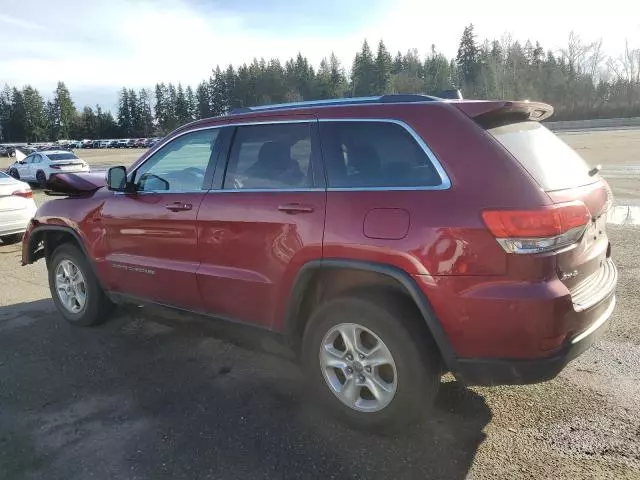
[101, 128, 222, 309]
[196, 119, 326, 328]
[17, 154, 35, 180]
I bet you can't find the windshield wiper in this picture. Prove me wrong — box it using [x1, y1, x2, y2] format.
[588, 164, 601, 177]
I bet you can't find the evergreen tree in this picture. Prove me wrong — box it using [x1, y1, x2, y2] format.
[196, 81, 211, 119]
[351, 40, 376, 96]
[138, 88, 154, 136]
[186, 85, 196, 121]
[22, 86, 45, 142]
[211, 67, 228, 116]
[117, 88, 132, 136]
[456, 24, 479, 89]
[374, 40, 392, 94]
[52, 81, 76, 139]
[174, 83, 189, 125]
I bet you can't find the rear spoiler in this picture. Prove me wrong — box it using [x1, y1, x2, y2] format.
[452, 100, 554, 129]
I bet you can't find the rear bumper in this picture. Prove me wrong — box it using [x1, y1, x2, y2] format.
[454, 293, 616, 385]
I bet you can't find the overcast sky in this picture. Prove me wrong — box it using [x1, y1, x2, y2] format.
[1, 0, 639, 110]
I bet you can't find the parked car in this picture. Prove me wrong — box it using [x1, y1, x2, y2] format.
[0, 145, 16, 157]
[99, 140, 110, 148]
[0, 171, 36, 244]
[134, 138, 147, 148]
[7, 150, 89, 188]
[21, 95, 617, 432]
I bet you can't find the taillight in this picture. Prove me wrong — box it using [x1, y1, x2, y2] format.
[482, 201, 591, 254]
[12, 189, 33, 199]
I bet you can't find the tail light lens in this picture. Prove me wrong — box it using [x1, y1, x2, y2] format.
[12, 189, 33, 199]
[482, 201, 591, 254]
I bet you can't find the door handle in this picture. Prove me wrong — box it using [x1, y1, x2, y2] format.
[165, 202, 193, 212]
[277, 203, 315, 214]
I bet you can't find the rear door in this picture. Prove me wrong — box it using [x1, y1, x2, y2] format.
[196, 119, 326, 328]
[487, 121, 612, 302]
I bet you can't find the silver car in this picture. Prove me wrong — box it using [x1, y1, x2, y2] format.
[0, 171, 37, 244]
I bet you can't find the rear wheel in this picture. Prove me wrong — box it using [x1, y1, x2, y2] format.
[1, 233, 23, 245]
[48, 243, 114, 326]
[302, 293, 441, 433]
[36, 170, 47, 188]
[9, 168, 19, 179]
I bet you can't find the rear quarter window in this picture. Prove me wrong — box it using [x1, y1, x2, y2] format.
[320, 121, 443, 188]
[488, 121, 597, 191]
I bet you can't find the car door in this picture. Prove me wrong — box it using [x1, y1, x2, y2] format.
[101, 127, 223, 310]
[196, 119, 326, 328]
[17, 154, 34, 179]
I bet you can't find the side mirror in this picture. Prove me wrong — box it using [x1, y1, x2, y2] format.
[106, 166, 129, 191]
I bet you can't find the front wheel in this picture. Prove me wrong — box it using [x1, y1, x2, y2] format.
[36, 170, 47, 188]
[48, 243, 114, 326]
[302, 294, 441, 433]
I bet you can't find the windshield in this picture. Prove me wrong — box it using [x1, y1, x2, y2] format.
[488, 121, 597, 191]
[47, 153, 78, 161]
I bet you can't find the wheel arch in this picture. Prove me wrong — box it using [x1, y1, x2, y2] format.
[25, 225, 106, 289]
[283, 259, 457, 370]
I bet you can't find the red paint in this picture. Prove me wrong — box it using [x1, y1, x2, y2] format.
[23, 98, 616, 366]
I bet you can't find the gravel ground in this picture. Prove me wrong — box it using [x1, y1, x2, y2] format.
[1, 131, 639, 479]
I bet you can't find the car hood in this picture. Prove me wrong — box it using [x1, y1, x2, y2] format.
[47, 171, 106, 194]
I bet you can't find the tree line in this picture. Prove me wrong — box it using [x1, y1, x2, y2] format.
[2, 24, 640, 142]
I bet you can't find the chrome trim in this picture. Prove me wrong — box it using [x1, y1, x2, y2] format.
[129, 118, 451, 192]
[207, 188, 324, 193]
[318, 118, 451, 190]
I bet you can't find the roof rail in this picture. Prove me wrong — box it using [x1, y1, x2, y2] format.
[229, 94, 438, 115]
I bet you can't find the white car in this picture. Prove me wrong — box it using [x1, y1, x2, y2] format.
[0, 172, 37, 244]
[7, 150, 89, 188]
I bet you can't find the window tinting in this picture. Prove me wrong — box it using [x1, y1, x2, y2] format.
[488, 121, 596, 191]
[321, 121, 441, 188]
[134, 129, 219, 192]
[47, 153, 78, 161]
[224, 123, 312, 190]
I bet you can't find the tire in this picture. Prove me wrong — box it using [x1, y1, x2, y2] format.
[302, 293, 441, 433]
[1, 233, 23, 245]
[9, 168, 19, 179]
[36, 170, 47, 188]
[48, 243, 114, 326]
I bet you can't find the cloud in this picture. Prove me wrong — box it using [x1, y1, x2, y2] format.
[0, 0, 639, 111]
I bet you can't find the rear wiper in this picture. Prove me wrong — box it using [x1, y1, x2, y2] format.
[588, 164, 601, 177]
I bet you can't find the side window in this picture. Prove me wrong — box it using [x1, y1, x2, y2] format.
[320, 121, 442, 188]
[223, 123, 313, 190]
[34, 155, 42, 163]
[23, 155, 34, 164]
[134, 129, 219, 192]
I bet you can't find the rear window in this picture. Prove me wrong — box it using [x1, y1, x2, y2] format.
[47, 153, 78, 161]
[488, 121, 596, 191]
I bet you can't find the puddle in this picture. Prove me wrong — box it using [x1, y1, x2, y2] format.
[607, 205, 640, 225]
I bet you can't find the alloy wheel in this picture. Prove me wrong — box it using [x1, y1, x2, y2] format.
[319, 322, 398, 412]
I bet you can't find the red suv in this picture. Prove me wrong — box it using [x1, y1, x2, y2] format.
[22, 95, 617, 431]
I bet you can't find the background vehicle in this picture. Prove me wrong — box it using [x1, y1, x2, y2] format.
[0, 145, 16, 157]
[21, 95, 616, 432]
[8, 150, 89, 187]
[0, 172, 36, 244]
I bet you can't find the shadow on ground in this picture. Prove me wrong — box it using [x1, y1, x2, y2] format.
[0, 300, 491, 480]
